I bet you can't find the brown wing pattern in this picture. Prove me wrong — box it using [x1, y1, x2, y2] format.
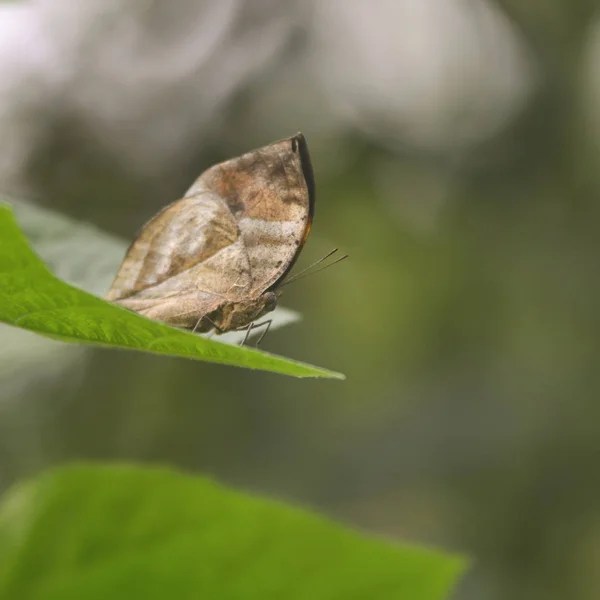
[109, 291, 224, 330]
[191, 133, 315, 295]
[107, 192, 244, 301]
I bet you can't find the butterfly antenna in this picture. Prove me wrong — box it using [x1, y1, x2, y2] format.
[281, 249, 349, 287]
[283, 248, 339, 284]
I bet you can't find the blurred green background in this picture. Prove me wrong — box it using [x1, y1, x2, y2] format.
[1, 1, 600, 599]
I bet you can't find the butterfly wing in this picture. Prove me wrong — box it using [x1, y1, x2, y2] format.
[110, 291, 222, 330]
[107, 133, 315, 329]
[107, 192, 253, 328]
[191, 133, 315, 295]
[108, 192, 250, 300]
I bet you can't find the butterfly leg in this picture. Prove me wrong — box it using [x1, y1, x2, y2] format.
[255, 319, 272, 346]
[192, 315, 223, 335]
[239, 319, 272, 346]
[241, 323, 254, 346]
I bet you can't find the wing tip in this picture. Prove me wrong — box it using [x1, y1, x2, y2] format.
[290, 132, 315, 218]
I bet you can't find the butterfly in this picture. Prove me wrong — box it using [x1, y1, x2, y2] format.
[107, 133, 316, 341]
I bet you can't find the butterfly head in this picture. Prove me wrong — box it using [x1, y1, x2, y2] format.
[245, 290, 279, 322]
[261, 289, 281, 313]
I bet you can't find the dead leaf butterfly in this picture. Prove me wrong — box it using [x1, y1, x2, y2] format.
[107, 133, 318, 340]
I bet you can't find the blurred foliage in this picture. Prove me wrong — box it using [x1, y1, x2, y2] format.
[0, 464, 465, 600]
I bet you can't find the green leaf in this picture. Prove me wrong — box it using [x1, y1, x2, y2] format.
[0, 464, 467, 600]
[0, 203, 344, 379]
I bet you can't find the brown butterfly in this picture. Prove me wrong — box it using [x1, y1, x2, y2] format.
[107, 133, 316, 340]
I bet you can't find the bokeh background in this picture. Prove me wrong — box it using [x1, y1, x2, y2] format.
[1, 1, 600, 599]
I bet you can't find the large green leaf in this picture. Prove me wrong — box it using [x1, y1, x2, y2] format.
[0, 204, 343, 378]
[0, 464, 467, 600]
